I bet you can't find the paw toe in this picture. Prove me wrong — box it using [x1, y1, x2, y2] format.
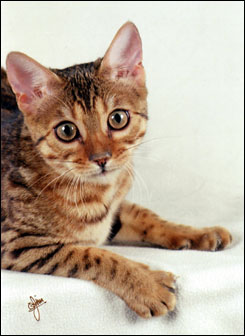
[199, 227, 232, 251]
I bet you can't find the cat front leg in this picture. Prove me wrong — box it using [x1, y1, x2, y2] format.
[111, 201, 232, 251]
[2, 243, 176, 318]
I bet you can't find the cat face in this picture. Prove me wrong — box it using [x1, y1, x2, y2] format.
[30, 67, 147, 183]
[6, 22, 148, 182]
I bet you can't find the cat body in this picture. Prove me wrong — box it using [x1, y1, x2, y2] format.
[1, 22, 232, 318]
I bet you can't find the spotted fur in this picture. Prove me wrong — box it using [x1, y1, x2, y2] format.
[1, 22, 232, 319]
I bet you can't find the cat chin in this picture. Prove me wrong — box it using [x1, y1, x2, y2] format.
[82, 168, 121, 184]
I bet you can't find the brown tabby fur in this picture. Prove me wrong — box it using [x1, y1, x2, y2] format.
[1, 22, 232, 319]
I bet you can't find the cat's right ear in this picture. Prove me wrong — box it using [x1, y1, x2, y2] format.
[6, 52, 62, 114]
[99, 22, 145, 86]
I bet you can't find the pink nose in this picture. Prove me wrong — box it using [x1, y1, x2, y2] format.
[89, 152, 112, 169]
[94, 157, 108, 168]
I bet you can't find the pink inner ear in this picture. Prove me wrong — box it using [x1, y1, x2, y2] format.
[6, 52, 61, 114]
[33, 87, 43, 98]
[6, 52, 56, 101]
[102, 22, 144, 82]
[17, 93, 32, 105]
[7, 60, 35, 98]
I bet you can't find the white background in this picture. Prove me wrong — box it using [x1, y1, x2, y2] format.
[1, 2, 244, 335]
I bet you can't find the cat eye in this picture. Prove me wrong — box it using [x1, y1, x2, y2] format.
[55, 122, 79, 142]
[108, 110, 130, 130]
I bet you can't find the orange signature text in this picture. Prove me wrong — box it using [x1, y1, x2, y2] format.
[28, 296, 47, 321]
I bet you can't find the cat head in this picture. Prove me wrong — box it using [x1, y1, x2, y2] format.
[6, 22, 148, 183]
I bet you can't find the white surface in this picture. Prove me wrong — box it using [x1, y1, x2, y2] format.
[1, 241, 244, 335]
[1, 1, 244, 335]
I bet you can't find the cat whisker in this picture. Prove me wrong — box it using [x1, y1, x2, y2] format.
[79, 178, 85, 207]
[127, 161, 151, 205]
[79, 177, 85, 206]
[126, 161, 144, 202]
[56, 167, 73, 192]
[66, 174, 79, 219]
[28, 172, 54, 189]
[46, 159, 77, 164]
[123, 162, 135, 200]
[127, 162, 142, 203]
[132, 154, 160, 163]
[63, 175, 74, 220]
[124, 143, 141, 152]
[74, 176, 81, 216]
[65, 174, 76, 204]
[35, 168, 75, 201]
[125, 136, 171, 153]
[46, 158, 102, 177]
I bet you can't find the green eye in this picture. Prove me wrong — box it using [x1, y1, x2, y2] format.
[55, 122, 78, 142]
[108, 110, 130, 130]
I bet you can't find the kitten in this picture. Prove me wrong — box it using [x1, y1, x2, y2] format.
[1, 22, 232, 318]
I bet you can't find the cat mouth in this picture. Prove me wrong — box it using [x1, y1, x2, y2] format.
[90, 167, 119, 178]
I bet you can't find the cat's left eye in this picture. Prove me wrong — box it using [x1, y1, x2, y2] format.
[108, 110, 129, 130]
[55, 122, 79, 142]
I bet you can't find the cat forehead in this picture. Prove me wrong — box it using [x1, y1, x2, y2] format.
[52, 62, 102, 111]
[51, 60, 145, 116]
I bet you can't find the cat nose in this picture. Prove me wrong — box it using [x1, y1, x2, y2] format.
[95, 158, 107, 169]
[89, 151, 112, 168]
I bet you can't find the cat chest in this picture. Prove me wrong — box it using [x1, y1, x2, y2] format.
[58, 194, 121, 246]
[73, 214, 114, 246]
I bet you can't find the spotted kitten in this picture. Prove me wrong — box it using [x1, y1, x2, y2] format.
[1, 22, 232, 318]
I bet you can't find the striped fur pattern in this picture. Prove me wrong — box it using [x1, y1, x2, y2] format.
[1, 22, 232, 318]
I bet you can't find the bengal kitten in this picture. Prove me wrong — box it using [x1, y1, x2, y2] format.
[1, 22, 232, 319]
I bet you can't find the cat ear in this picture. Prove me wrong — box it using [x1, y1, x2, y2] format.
[6, 52, 62, 114]
[100, 22, 145, 85]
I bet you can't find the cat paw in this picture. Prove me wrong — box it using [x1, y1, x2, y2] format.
[125, 268, 177, 318]
[168, 226, 232, 251]
[193, 226, 232, 251]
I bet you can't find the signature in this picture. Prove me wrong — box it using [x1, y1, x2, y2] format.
[28, 295, 47, 321]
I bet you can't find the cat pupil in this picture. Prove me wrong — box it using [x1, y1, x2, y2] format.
[115, 113, 122, 124]
[63, 125, 72, 136]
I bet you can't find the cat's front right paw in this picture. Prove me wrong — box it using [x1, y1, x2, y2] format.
[124, 267, 177, 318]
